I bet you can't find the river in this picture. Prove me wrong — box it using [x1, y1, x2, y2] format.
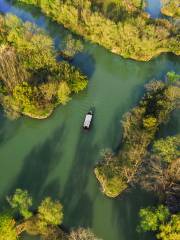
[0, 1, 179, 240]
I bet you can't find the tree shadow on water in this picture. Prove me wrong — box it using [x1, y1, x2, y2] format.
[71, 52, 96, 79]
[4, 124, 65, 206]
[62, 130, 98, 228]
[0, 108, 22, 146]
[113, 187, 157, 240]
[157, 109, 180, 138]
[41, 178, 62, 201]
[0, 108, 7, 144]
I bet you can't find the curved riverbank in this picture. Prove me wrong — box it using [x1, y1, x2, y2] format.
[94, 73, 180, 198]
[17, 0, 180, 62]
[0, 14, 88, 120]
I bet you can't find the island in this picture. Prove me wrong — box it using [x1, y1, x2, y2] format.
[17, 0, 179, 61]
[94, 72, 180, 197]
[0, 14, 88, 119]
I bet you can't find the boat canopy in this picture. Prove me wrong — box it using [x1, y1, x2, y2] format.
[83, 114, 92, 128]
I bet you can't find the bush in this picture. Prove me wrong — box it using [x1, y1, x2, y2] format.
[0, 214, 18, 240]
[7, 189, 32, 219]
[38, 197, 63, 226]
[153, 135, 180, 163]
[143, 116, 157, 129]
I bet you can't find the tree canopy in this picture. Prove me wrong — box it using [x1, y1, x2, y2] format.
[18, 0, 180, 61]
[0, 13, 88, 119]
[0, 214, 18, 240]
[38, 197, 63, 226]
[7, 188, 32, 219]
[152, 135, 180, 163]
[138, 205, 180, 240]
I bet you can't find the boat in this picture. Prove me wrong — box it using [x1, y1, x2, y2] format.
[83, 110, 93, 129]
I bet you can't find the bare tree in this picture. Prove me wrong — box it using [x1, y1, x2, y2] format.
[137, 156, 180, 212]
[0, 45, 28, 92]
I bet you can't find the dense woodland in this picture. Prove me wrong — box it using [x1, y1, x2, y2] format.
[18, 0, 180, 61]
[0, 14, 87, 119]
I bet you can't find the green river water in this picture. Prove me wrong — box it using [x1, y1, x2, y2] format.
[0, 1, 179, 240]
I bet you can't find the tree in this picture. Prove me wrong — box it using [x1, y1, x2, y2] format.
[62, 34, 84, 58]
[0, 214, 18, 240]
[152, 135, 180, 163]
[7, 188, 32, 219]
[69, 228, 102, 240]
[0, 46, 28, 92]
[137, 155, 180, 212]
[138, 205, 180, 240]
[138, 205, 170, 232]
[5, 14, 56, 71]
[157, 214, 180, 240]
[38, 197, 63, 226]
[143, 116, 157, 129]
[67, 70, 88, 93]
[161, 0, 180, 18]
[57, 81, 71, 105]
[0, 13, 88, 119]
[12, 81, 46, 116]
[167, 72, 180, 83]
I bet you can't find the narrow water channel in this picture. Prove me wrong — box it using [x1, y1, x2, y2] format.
[146, 0, 162, 18]
[0, 1, 179, 240]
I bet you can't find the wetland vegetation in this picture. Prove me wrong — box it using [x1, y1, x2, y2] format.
[0, 189, 101, 240]
[0, 1, 179, 240]
[161, 0, 180, 18]
[95, 72, 180, 198]
[0, 13, 87, 119]
[17, 0, 180, 61]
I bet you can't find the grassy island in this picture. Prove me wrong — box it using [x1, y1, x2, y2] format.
[94, 72, 180, 198]
[17, 0, 180, 61]
[161, 0, 180, 18]
[0, 14, 88, 119]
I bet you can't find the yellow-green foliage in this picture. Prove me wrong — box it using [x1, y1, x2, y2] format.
[143, 116, 157, 129]
[138, 205, 170, 232]
[138, 205, 180, 240]
[18, 0, 180, 61]
[0, 214, 18, 240]
[57, 81, 71, 105]
[153, 135, 180, 163]
[38, 197, 63, 226]
[7, 189, 32, 219]
[161, 0, 180, 18]
[94, 167, 127, 197]
[3, 189, 65, 239]
[157, 214, 180, 240]
[3, 14, 56, 70]
[12, 82, 39, 112]
[62, 34, 84, 58]
[0, 13, 88, 119]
